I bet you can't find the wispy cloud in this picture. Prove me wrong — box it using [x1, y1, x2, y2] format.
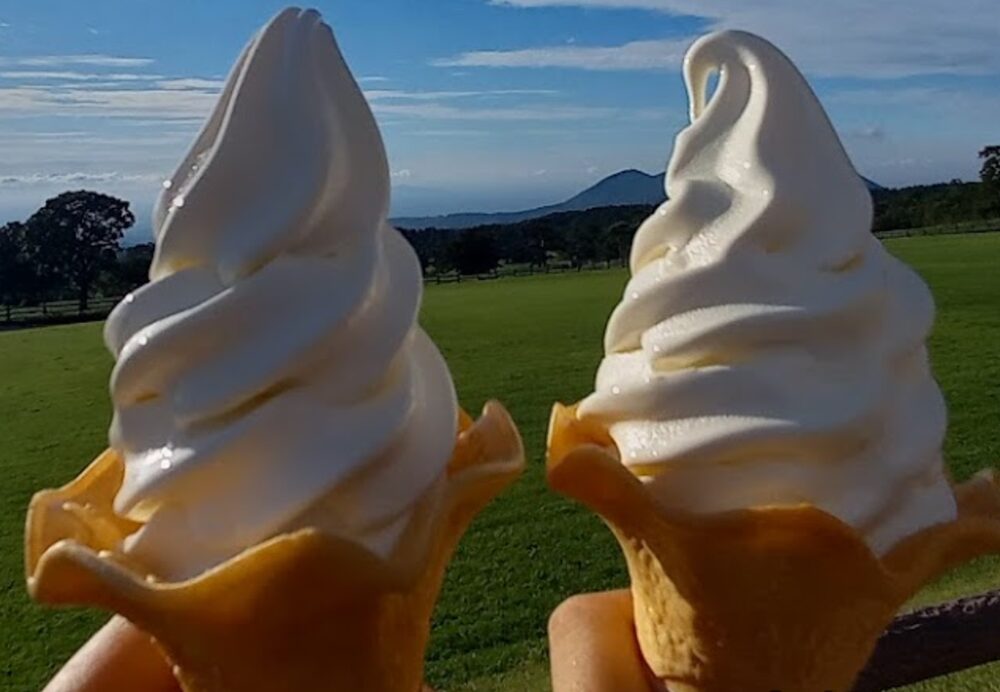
[156, 78, 226, 91]
[358, 76, 390, 83]
[403, 129, 494, 137]
[436, 38, 687, 70]
[847, 125, 887, 141]
[828, 85, 1000, 117]
[371, 102, 620, 121]
[1, 54, 154, 68]
[365, 88, 559, 101]
[0, 85, 216, 119]
[0, 70, 162, 81]
[0, 80, 578, 123]
[452, 0, 1000, 78]
[0, 171, 164, 187]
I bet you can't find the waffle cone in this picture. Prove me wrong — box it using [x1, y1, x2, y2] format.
[26, 401, 524, 692]
[547, 402, 1000, 692]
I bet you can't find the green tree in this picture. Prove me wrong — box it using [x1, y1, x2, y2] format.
[565, 221, 602, 270]
[25, 190, 134, 313]
[980, 146, 1000, 185]
[0, 221, 31, 319]
[449, 231, 499, 276]
[100, 242, 154, 296]
[605, 220, 635, 267]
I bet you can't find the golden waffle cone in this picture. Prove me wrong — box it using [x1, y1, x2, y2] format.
[26, 401, 524, 692]
[547, 402, 1000, 692]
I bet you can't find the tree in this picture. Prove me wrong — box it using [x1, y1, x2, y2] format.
[448, 230, 499, 276]
[980, 146, 1000, 185]
[607, 221, 634, 267]
[100, 243, 154, 296]
[565, 221, 603, 270]
[399, 228, 431, 273]
[0, 222, 31, 319]
[25, 190, 134, 313]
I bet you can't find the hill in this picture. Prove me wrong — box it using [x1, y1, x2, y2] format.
[393, 169, 885, 230]
[392, 169, 666, 230]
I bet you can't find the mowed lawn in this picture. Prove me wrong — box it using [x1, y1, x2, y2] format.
[1, 232, 998, 691]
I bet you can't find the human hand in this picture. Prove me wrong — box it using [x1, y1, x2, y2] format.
[43, 616, 180, 692]
[46, 616, 439, 692]
[54, 593, 662, 692]
[549, 589, 668, 692]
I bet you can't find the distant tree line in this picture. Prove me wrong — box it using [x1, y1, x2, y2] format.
[399, 205, 650, 277]
[1, 147, 998, 321]
[871, 181, 1000, 233]
[403, 180, 1000, 277]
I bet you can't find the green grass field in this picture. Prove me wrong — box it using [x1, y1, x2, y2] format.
[2, 232, 999, 691]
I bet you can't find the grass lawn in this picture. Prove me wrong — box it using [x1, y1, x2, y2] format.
[2, 232, 999, 691]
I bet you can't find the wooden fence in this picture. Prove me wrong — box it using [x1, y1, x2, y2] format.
[2, 296, 121, 328]
[3, 225, 999, 328]
[876, 219, 1000, 239]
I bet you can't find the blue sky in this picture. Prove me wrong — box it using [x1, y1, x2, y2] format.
[1, 0, 999, 233]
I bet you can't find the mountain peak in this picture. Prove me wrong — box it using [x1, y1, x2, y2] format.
[391, 168, 883, 230]
[392, 169, 666, 230]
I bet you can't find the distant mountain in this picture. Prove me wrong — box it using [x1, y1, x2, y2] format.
[392, 169, 885, 230]
[392, 169, 667, 230]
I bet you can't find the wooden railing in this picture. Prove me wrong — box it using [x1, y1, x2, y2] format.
[2, 296, 122, 328]
[855, 589, 1000, 690]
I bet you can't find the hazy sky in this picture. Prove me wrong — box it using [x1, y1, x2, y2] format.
[1, 0, 999, 229]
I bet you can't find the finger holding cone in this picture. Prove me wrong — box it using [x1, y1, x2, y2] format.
[27, 402, 524, 692]
[547, 403, 1000, 692]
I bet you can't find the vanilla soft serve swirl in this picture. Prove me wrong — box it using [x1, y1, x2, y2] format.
[578, 31, 955, 555]
[103, 8, 458, 579]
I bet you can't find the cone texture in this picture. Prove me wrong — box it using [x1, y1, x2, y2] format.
[27, 402, 524, 692]
[547, 403, 1000, 692]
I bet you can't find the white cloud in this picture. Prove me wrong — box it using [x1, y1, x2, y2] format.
[365, 88, 559, 101]
[358, 76, 389, 83]
[2, 54, 154, 68]
[87, 27, 100, 36]
[847, 125, 887, 141]
[156, 78, 226, 91]
[371, 102, 620, 121]
[0, 171, 163, 187]
[391, 169, 413, 179]
[403, 129, 493, 137]
[0, 81, 585, 123]
[0, 71, 162, 81]
[456, 0, 1000, 78]
[0, 22, 10, 29]
[828, 85, 1000, 120]
[0, 85, 217, 119]
[436, 38, 688, 70]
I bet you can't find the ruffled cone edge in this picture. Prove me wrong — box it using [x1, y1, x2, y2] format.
[26, 401, 524, 692]
[547, 402, 1000, 692]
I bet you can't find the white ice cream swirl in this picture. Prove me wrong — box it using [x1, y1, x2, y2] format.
[104, 8, 457, 579]
[578, 31, 955, 555]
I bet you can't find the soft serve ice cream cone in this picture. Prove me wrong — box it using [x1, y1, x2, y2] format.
[25, 8, 523, 691]
[547, 30, 1000, 691]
